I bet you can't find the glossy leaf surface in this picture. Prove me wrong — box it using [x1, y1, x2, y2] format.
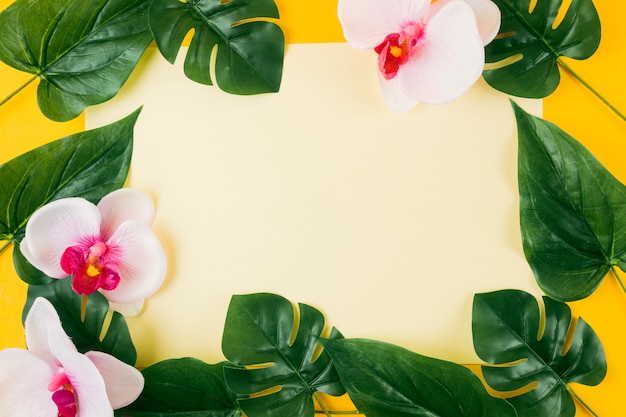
[23, 278, 137, 366]
[119, 358, 241, 417]
[222, 293, 345, 417]
[515, 102, 626, 300]
[0, 0, 152, 121]
[323, 338, 517, 417]
[0, 109, 138, 244]
[473, 290, 606, 417]
[148, 0, 284, 94]
[483, 0, 600, 97]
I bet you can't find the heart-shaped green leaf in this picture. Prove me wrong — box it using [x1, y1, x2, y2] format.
[148, 0, 284, 95]
[473, 289, 606, 417]
[515, 102, 626, 301]
[0, 0, 152, 121]
[24, 278, 137, 366]
[0, 108, 138, 244]
[322, 338, 517, 417]
[221, 293, 345, 417]
[119, 358, 241, 417]
[483, 0, 601, 97]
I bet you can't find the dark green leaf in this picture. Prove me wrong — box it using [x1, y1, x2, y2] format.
[148, 0, 284, 94]
[323, 338, 517, 417]
[473, 289, 606, 417]
[12, 241, 54, 285]
[221, 293, 345, 417]
[120, 358, 241, 417]
[0, 0, 152, 121]
[515, 102, 626, 300]
[24, 278, 137, 366]
[483, 0, 601, 97]
[0, 108, 138, 243]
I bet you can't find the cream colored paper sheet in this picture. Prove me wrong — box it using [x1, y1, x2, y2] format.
[86, 43, 542, 365]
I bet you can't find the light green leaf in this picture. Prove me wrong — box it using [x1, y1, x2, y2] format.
[0, 108, 138, 244]
[24, 278, 137, 366]
[0, 0, 152, 121]
[323, 338, 517, 417]
[473, 289, 606, 417]
[515, 102, 626, 301]
[483, 0, 601, 97]
[148, 0, 284, 94]
[221, 293, 345, 417]
[119, 358, 241, 417]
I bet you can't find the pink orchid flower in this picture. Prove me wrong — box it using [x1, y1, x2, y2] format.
[21, 188, 167, 316]
[338, 0, 501, 112]
[0, 297, 143, 417]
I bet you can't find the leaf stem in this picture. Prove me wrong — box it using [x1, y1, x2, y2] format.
[0, 74, 38, 108]
[567, 385, 600, 417]
[312, 393, 360, 416]
[557, 58, 626, 124]
[0, 241, 12, 256]
[611, 267, 626, 295]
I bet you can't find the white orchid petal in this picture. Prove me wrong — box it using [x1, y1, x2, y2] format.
[25, 297, 76, 361]
[97, 188, 155, 241]
[101, 221, 166, 305]
[23, 198, 101, 278]
[107, 299, 145, 317]
[49, 337, 113, 417]
[398, 1, 484, 103]
[378, 72, 420, 113]
[461, 0, 501, 44]
[85, 351, 144, 409]
[338, 0, 431, 49]
[0, 349, 57, 416]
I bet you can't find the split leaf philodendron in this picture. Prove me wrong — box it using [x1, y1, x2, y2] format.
[483, 0, 601, 98]
[473, 289, 606, 417]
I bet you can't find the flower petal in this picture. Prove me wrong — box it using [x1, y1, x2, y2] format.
[0, 349, 57, 416]
[100, 221, 167, 306]
[25, 297, 76, 361]
[49, 337, 113, 417]
[107, 299, 145, 317]
[97, 188, 155, 242]
[378, 72, 420, 113]
[338, 0, 431, 49]
[23, 198, 101, 278]
[398, 0, 484, 103]
[433, 0, 501, 44]
[85, 351, 144, 409]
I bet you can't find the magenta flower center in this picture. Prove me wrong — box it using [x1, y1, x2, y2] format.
[374, 23, 423, 80]
[60, 240, 121, 295]
[48, 372, 77, 417]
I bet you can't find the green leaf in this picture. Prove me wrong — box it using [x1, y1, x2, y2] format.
[120, 358, 241, 417]
[221, 293, 345, 417]
[514, 102, 626, 300]
[322, 338, 517, 417]
[483, 0, 601, 97]
[0, 0, 152, 121]
[12, 241, 54, 285]
[0, 108, 138, 244]
[24, 278, 138, 366]
[148, 0, 284, 95]
[472, 289, 606, 417]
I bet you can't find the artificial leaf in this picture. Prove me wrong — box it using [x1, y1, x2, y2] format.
[515, 102, 626, 301]
[483, 0, 601, 97]
[0, 0, 152, 121]
[0, 108, 138, 244]
[221, 293, 345, 417]
[322, 338, 517, 417]
[12, 242, 53, 285]
[473, 289, 606, 417]
[119, 358, 241, 417]
[148, 0, 284, 94]
[23, 278, 137, 366]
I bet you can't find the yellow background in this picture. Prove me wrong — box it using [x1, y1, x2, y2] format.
[1, 0, 624, 415]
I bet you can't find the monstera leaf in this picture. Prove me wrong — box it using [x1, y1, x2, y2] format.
[221, 293, 345, 417]
[323, 338, 517, 417]
[23, 278, 137, 366]
[483, 0, 601, 97]
[515, 102, 626, 301]
[119, 358, 241, 417]
[0, 0, 152, 121]
[473, 290, 606, 417]
[148, 0, 284, 94]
